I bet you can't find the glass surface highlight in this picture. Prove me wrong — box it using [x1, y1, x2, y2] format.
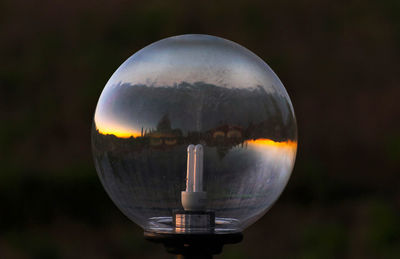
[92, 34, 297, 233]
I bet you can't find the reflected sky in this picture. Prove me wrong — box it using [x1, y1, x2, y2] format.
[96, 119, 142, 138]
[245, 138, 297, 150]
[105, 35, 291, 96]
[94, 35, 297, 142]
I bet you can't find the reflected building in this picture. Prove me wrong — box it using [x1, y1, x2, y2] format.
[145, 114, 182, 148]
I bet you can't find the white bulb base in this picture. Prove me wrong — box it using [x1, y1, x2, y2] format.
[181, 191, 207, 211]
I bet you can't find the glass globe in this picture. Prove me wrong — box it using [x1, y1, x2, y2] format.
[92, 34, 297, 234]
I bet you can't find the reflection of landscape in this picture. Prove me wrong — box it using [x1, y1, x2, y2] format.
[94, 113, 295, 158]
[92, 81, 297, 231]
[94, 81, 296, 141]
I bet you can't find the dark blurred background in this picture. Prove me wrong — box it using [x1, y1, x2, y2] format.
[1, 0, 400, 258]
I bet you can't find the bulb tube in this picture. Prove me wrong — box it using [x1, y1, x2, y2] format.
[194, 144, 203, 192]
[181, 144, 206, 211]
[186, 145, 195, 192]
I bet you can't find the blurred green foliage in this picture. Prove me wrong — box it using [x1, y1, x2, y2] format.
[366, 200, 400, 258]
[300, 222, 348, 259]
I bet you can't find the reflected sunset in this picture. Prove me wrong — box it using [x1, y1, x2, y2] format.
[97, 128, 142, 138]
[95, 119, 297, 152]
[245, 138, 297, 149]
[95, 121, 142, 138]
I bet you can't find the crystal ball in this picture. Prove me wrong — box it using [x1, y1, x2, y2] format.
[92, 34, 297, 233]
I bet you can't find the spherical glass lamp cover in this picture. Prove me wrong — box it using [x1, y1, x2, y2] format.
[92, 34, 297, 234]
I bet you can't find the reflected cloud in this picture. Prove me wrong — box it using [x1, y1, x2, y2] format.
[106, 35, 285, 94]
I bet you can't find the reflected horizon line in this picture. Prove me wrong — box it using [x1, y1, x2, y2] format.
[95, 126, 297, 148]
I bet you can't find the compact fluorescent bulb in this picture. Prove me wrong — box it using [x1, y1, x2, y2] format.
[181, 144, 206, 211]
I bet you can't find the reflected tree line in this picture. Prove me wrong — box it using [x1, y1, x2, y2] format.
[94, 115, 283, 158]
[93, 81, 297, 157]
